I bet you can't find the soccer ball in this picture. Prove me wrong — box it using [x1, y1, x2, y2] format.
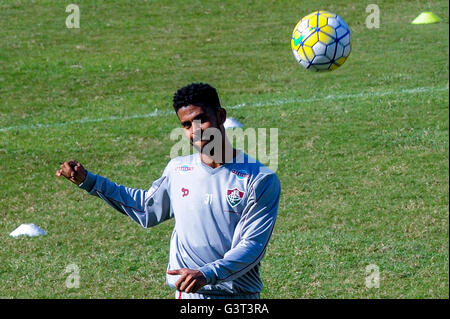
[291, 10, 352, 71]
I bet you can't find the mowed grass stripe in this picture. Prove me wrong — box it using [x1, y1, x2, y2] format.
[0, 85, 447, 133]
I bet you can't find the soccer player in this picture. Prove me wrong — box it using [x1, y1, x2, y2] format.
[56, 83, 281, 299]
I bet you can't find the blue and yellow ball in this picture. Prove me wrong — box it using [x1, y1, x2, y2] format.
[291, 10, 352, 71]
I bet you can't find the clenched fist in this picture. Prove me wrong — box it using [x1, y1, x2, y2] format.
[56, 160, 87, 185]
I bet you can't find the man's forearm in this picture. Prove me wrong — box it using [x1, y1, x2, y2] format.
[78, 170, 173, 228]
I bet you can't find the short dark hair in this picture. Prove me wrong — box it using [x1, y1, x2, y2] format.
[173, 83, 221, 112]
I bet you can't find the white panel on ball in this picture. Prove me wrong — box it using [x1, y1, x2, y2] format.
[300, 60, 310, 69]
[312, 55, 331, 64]
[292, 49, 301, 62]
[314, 63, 331, 70]
[327, 17, 339, 28]
[298, 20, 309, 33]
[312, 42, 327, 56]
[335, 43, 344, 59]
[325, 42, 337, 60]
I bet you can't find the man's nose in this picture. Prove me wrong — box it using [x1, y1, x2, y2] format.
[191, 121, 203, 140]
[192, 121, 202, 131]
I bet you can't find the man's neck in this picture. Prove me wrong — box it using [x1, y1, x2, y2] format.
[200, 139, 237, 169]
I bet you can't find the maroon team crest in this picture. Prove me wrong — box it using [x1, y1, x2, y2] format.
[226, 188, 245, 207]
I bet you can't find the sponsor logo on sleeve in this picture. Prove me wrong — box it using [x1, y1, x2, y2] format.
[231, 169, 250, 180]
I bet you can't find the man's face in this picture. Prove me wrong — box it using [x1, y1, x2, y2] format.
[176, 104, 225, 152]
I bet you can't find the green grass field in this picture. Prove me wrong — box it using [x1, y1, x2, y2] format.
[0, 0, 448, 298]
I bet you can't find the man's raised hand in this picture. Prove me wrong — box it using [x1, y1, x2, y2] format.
[56, 160, 87, 185]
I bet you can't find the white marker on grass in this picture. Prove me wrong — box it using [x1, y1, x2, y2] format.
[9, 224, 47, 237]
[223, 117, 243, 129]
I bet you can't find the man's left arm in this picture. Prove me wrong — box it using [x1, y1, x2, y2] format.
[199, 173, 281, 286]
[167, 173, 281, 293]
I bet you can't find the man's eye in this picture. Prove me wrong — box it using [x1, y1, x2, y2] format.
[182, 123, 191, 128]
[197, 115, 208, 123]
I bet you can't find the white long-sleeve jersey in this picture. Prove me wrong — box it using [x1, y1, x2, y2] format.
[78, 150, 281, 296]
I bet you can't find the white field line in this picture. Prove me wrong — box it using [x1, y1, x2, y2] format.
[0, 86, 448, 133]
[228, 86, 449, 109]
